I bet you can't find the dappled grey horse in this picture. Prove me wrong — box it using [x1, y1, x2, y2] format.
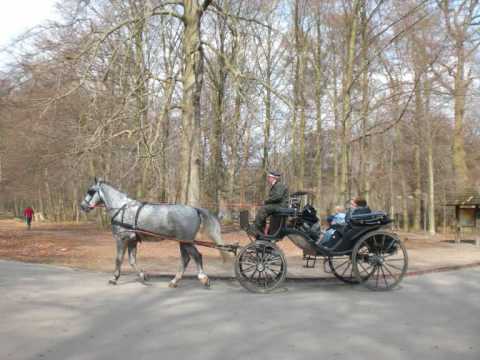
[80, 179, 226, 287]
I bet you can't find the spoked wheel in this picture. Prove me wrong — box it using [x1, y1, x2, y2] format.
[327, 255, 358, 284]
[352, 230, 408, 291]
[235, 241, 287, 293]
[327, 242, 372, 284]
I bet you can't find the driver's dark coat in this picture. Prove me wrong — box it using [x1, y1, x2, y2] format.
[264, 182, 289, 207]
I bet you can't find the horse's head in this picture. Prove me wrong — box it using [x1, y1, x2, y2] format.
[80, 178, 105, 212]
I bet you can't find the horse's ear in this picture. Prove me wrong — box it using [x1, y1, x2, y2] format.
[94, 177, 98, 183]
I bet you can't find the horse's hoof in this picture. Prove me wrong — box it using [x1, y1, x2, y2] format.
[168, 282, 178, 288]
[108, 279, 117, 285]
[200, 277, 211, 289]
[138, 272, 146, 282]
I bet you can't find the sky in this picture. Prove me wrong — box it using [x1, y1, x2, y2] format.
[0, 0, 58, 50]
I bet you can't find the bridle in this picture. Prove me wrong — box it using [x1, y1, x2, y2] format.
[85, 184, 106, 210]
[89, 182, 132, 212]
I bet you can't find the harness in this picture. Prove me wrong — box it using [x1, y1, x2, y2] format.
[111, 202, 147, 231]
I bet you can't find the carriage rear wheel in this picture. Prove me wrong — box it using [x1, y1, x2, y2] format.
[327, 255, 358, 284]
[235, 241, 287, 293]
[327, 241, 372, 284]
[352, 230, 408, 291]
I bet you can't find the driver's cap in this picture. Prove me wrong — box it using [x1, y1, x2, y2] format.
[267, 170, 281, 178]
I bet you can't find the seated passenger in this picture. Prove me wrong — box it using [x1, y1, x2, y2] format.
[331, 205, 346, 225]
[345, 196, 371, 223]
[315, 215, 336, 248]
[315, 198, 369, 248]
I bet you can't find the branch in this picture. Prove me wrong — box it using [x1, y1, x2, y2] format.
[340, 5, 432, 106]
[209, 1, 273, 30]
[350, 46, 444, 143]
[151, 9, 184, 20]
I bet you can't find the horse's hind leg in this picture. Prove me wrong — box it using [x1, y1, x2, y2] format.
[128, 240, 146, 282]
[110, 238, 127, 285]
[187, 245, 210, 288]
[169, 244, 190, 288]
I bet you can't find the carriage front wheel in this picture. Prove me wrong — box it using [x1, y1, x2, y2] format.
[235, 241, 287, 293]
[352, 230, 408, 291]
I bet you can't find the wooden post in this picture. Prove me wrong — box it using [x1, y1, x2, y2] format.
[476, 207, 480, 247]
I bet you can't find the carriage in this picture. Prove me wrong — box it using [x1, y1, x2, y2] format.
[233, 191, 409, 293]
[81, 180, 408, 292]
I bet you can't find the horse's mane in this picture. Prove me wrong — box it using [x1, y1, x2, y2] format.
[98, 180, 176, 205]
[99, 180, 129, 196]
[98, 180, 117, 188]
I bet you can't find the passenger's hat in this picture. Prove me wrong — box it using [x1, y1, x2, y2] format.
[267, 170, 281, 178]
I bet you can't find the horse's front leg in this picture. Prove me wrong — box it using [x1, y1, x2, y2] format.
[109, 238, 127, 285]
[128, 240, 146, 282]
[169, 244, 190, 288]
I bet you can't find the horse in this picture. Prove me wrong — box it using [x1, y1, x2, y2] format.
[79, 178, 227, 288]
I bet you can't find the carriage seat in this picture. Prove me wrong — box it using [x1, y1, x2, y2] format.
[330, 211, 390, 236]
[240, 208, 296, 239]
[348, 211, 391, 226]
[264, 208, 296, 237]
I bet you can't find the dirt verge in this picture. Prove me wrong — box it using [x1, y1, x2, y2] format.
[1, 219, 480, 278]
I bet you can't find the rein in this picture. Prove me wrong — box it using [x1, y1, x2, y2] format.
[90, 204, 105, 209]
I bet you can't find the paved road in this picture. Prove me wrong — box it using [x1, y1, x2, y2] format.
[1, 260, 479, 360]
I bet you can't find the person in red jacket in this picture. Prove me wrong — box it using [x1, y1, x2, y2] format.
[23, 207, 34, 230]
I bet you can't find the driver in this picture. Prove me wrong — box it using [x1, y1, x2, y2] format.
[253, 171, 289, 236]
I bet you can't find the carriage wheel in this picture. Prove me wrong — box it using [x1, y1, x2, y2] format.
[327, 256, 358, 284]
[327, 242, 372, 284]
[352, 230, 408, 291]
[235, 241, 287, 293]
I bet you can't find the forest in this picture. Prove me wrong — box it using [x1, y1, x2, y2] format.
[0, 0, 479, 234]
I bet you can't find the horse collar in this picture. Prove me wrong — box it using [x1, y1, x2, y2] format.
[111, 202, 147, 231]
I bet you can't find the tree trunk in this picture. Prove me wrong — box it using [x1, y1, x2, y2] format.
[389, 147, 395, 221]
[294, 0, 306, 189]
[180, 0, 210, 206]
[424, 79, 436, 234]
[262, 26, 273, 199]
[340, 0, 360, 203]
[401, 175, 409, 232]
[438, 0, 477, 190]
[359, 2, 370, 199]
[240, 118, 251, 205]
[159, 79, 174, 202]
[413, 146, 422, 231]
[208, 11, 228, 213]
[130, 3, 149, 199]
[313, 16, 323, 209]
[413, 71, 423, 232]
[224, 86, 242, 222]
[332, 42, 340, 205]
[452, 40, 469, 190]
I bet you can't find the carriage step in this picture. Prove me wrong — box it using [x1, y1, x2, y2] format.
[303, 254, 318, 268]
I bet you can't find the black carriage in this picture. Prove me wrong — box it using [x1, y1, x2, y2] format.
[234, 192, 409, 293]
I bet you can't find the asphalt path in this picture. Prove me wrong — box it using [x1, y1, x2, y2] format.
[1, 259, 479, 360]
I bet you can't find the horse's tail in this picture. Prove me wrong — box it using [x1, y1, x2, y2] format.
[196, 208, 230, 263]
